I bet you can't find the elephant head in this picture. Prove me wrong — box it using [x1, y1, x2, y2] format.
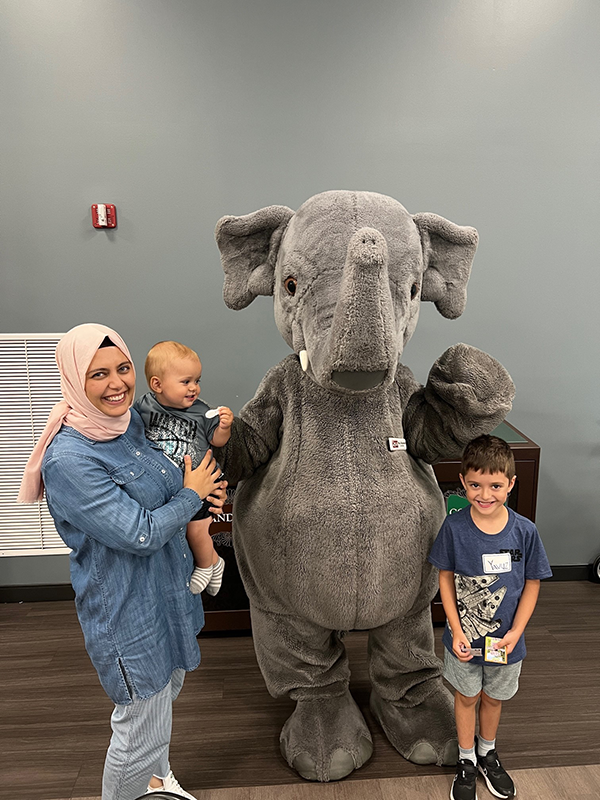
[215, 190, 478, 392]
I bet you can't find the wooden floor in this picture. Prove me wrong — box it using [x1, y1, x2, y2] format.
[1, 581, 599, 800]
[67, 765, 600, 800]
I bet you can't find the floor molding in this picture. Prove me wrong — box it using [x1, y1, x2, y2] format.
[1, 565, 593, 603]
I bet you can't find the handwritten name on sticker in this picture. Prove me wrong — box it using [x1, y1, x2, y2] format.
[482, 553, 512, 574]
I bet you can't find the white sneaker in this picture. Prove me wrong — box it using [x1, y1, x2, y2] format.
[146, 770, 197, 799]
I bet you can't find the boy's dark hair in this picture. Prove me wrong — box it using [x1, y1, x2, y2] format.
[460, 434, 515, 479]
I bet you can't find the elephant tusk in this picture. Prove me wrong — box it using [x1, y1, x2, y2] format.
[299, 350, 309, 372]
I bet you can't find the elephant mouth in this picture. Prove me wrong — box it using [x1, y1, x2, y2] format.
[331, 370, 387, 391]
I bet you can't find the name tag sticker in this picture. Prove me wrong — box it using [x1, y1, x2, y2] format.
[482, 553, 512, 574]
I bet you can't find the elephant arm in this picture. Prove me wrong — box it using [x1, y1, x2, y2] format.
[401, 343, 515, 464]
[212, 363, 285, 485]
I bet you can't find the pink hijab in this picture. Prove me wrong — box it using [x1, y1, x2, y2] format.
[18, 323, 135, 503]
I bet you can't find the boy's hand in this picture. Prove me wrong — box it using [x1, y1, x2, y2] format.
[217, 406, 234, 431]
[492, 629, 520, 655]
[453, 631, 474, 662]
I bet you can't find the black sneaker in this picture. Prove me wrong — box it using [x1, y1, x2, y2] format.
[450, 758, 478, 800]
[476, 747, 516, 798]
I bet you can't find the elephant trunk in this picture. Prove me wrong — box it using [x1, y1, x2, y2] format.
[328, 228, 396, 391]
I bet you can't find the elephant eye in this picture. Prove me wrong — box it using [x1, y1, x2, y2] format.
[410, 282, 420, 300]
[284, 276, 297, 296]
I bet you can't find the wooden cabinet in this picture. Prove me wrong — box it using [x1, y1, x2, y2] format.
[202, 421, 540, 632]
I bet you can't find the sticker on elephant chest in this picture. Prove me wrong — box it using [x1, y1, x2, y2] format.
[387, 437, 407, 451]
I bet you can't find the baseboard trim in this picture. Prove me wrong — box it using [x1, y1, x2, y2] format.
[548, 565, 590, 581]
[0, 583, 75, 603]
[0, 565, 593, 603]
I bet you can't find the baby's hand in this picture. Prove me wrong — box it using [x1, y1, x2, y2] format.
[217, 406, 234, 430]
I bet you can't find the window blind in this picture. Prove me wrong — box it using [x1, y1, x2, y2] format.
[0, 334, 69, 556]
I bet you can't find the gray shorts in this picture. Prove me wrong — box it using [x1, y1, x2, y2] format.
[443, 648, 522, 701]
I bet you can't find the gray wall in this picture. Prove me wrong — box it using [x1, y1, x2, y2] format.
[2, 0, 599, 585]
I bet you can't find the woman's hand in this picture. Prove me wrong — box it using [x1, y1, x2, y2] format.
[206, 480, 228, 515]
[183, 451, 222, 500]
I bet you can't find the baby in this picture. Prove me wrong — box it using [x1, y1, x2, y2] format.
[134, 340, 233, 595]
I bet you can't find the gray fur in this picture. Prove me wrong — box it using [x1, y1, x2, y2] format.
[214, 190, 514, 781]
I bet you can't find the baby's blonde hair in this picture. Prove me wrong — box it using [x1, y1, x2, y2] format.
[144, 340, 200, 386]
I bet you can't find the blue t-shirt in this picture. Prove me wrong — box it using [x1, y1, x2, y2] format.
[428, 506, 552, 665]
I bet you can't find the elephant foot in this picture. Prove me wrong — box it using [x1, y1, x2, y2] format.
[369, 683, 458, 766]
[280, 690, 373, 782]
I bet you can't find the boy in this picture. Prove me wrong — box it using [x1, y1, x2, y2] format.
[134, 341, 233, 595]
[429, 435, 552, 800]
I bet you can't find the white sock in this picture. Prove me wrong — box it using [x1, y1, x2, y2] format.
[189, 565, 213, 594]
[206, 556, 225, 596]
[459, 744, 476, 765]
[477, 736, 496, 757]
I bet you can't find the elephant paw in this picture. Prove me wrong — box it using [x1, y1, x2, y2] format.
[280, 691, 373, 782]
[432, 343, 515, 413]
[369, 683, 457, 766]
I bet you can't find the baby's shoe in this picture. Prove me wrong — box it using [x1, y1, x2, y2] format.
[189, 565, 212, 594]
[206, 556, 225, 596]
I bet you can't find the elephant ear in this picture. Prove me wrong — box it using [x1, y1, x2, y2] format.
[215, 206, 294, 310]
[413, 213, 479, 319]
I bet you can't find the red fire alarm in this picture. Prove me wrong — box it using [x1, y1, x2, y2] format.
[91, 204, 117, 228]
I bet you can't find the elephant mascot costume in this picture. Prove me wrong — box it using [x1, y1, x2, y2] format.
[213, 190, 514, 782]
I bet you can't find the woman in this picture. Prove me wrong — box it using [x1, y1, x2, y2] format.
[19, 323, 226, 800]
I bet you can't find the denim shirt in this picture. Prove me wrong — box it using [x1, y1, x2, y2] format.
[41, 409, 205, 704]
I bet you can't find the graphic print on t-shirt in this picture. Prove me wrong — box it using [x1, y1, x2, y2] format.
[144, 411, 207, 470]
[454, 573, 507, 642]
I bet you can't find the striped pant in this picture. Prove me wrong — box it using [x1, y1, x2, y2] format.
[102, 669, 185, 800]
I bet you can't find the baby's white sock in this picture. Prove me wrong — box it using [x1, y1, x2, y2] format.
[189, 565, 213, 594]
[206, 556, 225, 596]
